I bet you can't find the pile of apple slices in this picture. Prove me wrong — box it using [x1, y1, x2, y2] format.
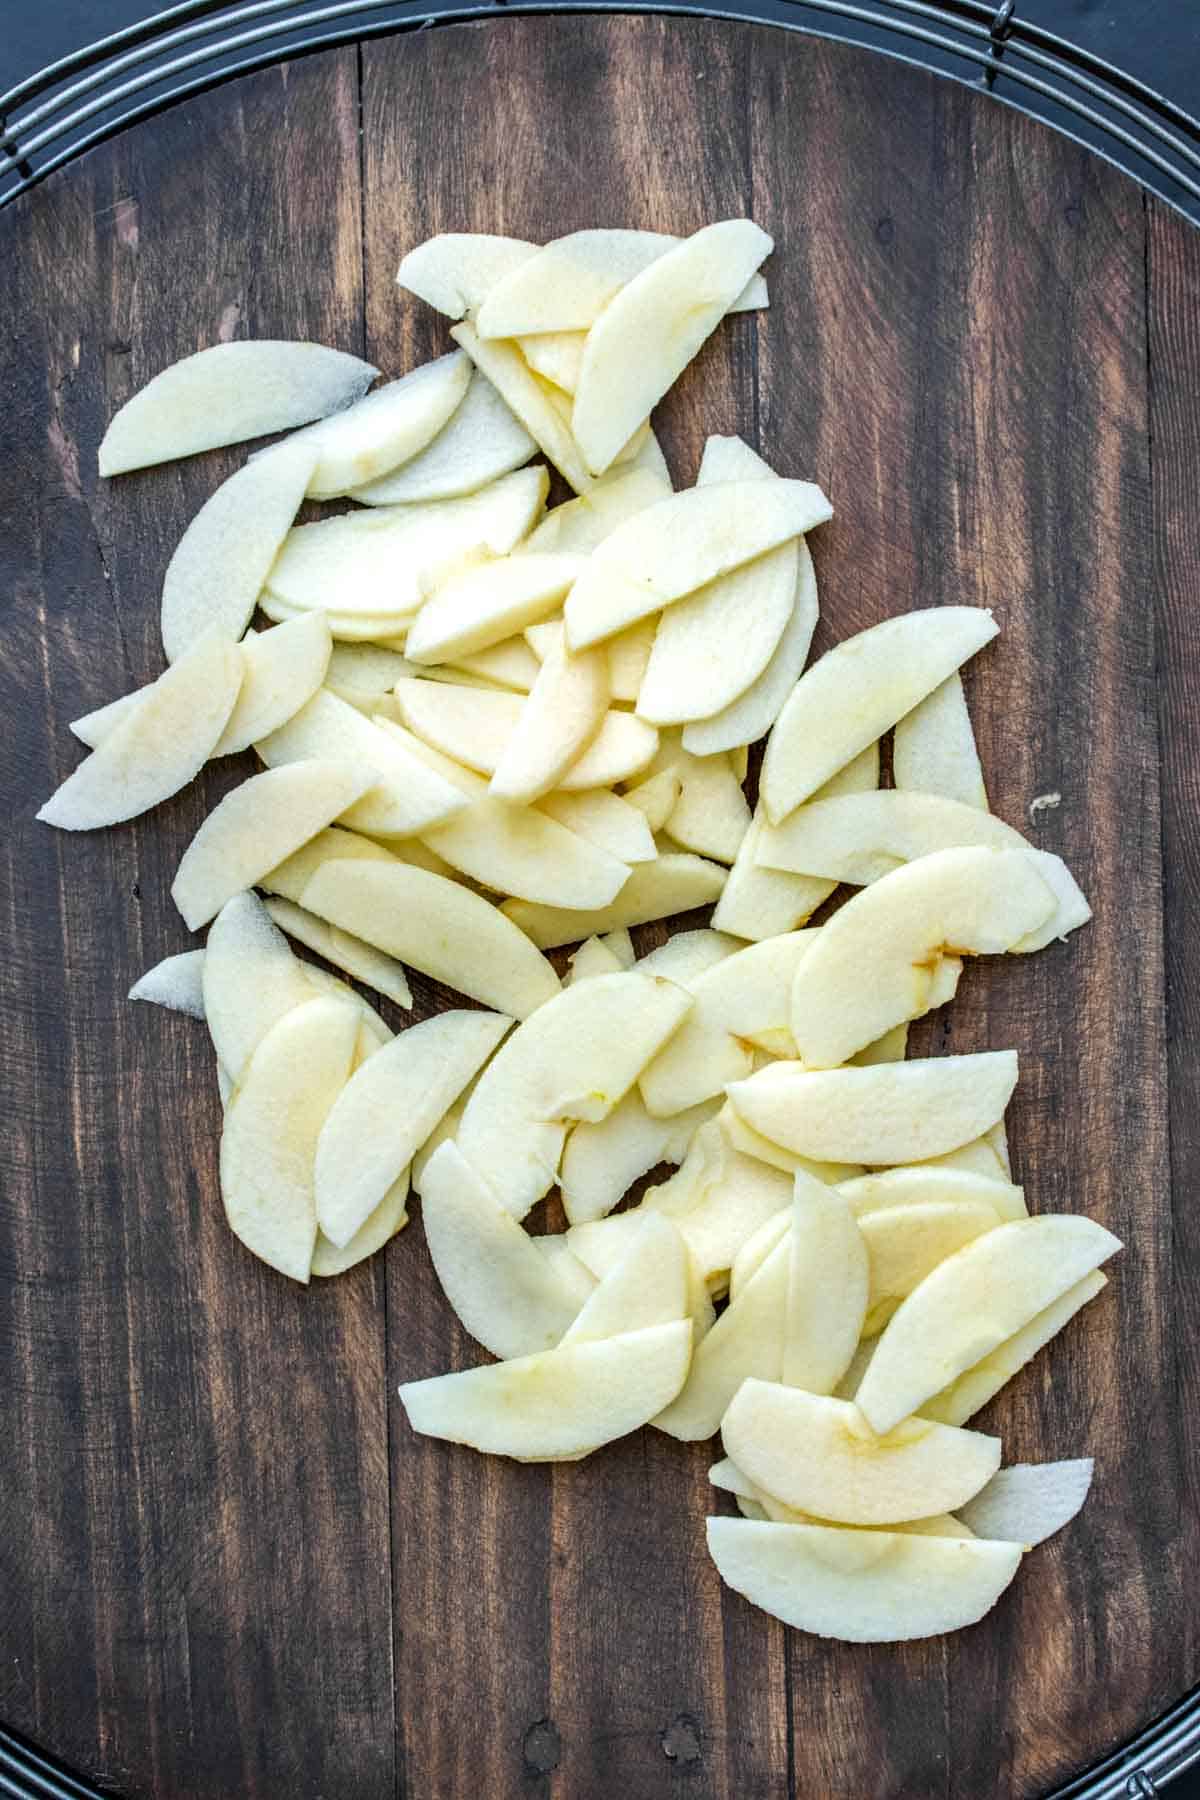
[39, 218, 1117, 1645]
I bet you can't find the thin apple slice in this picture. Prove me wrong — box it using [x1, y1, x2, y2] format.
[489, 630, 610, 803]
[288, 352, 471, 496]
[622, 767, 682, 833]
[957, 1460, 1094, 1546]
[571, 221, 773, 474]
[203, 891, 323, 1081]
[839, 1167, 1027, 1224]
[170, 760, 375, 931]
[160, 439, 316, 661]
[647, 1135, 791, 1292]
[397, 676, 653, 788]
[219, 994, 360, 1282]
[128, 949, 207, 1019]
[567, 937, 626, 983]
[723, 1382, 1000, 1525]
[726, 1053, 1020, 1167]
[784, 1174, 869, 1391]
[719, 1104, 862, 1185]
[662, 749, 752, 865]
[399, 1320, 693, 1459]
[762, 607, 998, 823]
[420, 1142, 583, 1357]
[637, 929, 740, 983]
[447, 638, 541, 692]
[706, 1517, 1021, 1641]
[530, 1235, 598, 1311]
[99, 340, 377, 475]
[351, 370, 535, 505]
[518, 331, 587, 394]
[311, 1172, 409, 1277]
[729, 1208, 790, 1299]
[262, 896, 412, 1008]
[208, 616, 332, 755]
[653, 1231, 789, 1440]
[852, 1022, 910, 1065]
[315, 1012, 510, 1247]
[564, 479, 831, 650]
[539, 791, 656, 865]
[601, 928, 636, 967]
[450, 322, 595, 492]
[787, 848, 1060, 1067]
[709, 1458, 763, 1503]
[524, 469, 670, 556]
[502, 853, 726, 948]
[407, 553, 587, 664]
[856, 1215, 1122, 1434]
[261, 595, 417, 641]
[560, 713, 658, 789]
[261, 823, 395, 902]
[38, 630, 243, 831]
[396, 233, 538, 316]
[255, 688, 467, 838]
[561, 1089, 720, 1224]
[893, 673, 988, 809]
[561, 1213, 689, 1343]
[299, 857, 560, 1019]
[563, 1209, 716, 1348]
[858, 1200, 1007, 1336]
[456, 971, 693, 1218]
[920, 1271, 1108, 1426]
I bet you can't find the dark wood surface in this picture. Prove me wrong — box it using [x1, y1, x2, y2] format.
[0, 18, 1196, 1799]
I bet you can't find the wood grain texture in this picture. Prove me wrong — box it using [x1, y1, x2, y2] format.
[0, 18, 1197, 1800]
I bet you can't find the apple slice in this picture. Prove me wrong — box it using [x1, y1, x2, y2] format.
[399, 1320, 693, 1459]
[567, 937, 626, 983]
[560, 1213, 689, 1343]
[310, 1172, 409, 1277]
[128, 949, 207, 1019]
[262, 895, 412, 1008]
[261, 823, 395, 902]
[571, 221, 773, 474]
[729, 1208, 790, 1298]
[219, 994, 360, 1282]
[648, 1132, 794, 1292]
[840, 1167, 1027, 1223]
[727, 1053, 1020, 1167]
[784, 1174, 869, 1391]
[640, 931, 816, 1117]
[255, 688, 467, 838]
[456, 971, 693, 1218]
[170, 760, 375, 931]
[288, 352, 470, 496]
[719, 1104, 862, 1185]
[447, 638, 541, 692]
[394, 678, 656, 790]
[299, 857, 560, 1018]
[561, 1089, 720, 1225]
[517, 331, 586, 394]
[893, 673, 988, 809]
[706, 1517, 1022, 1641]
[852, 1023, 910, 1065]
[261, 596, 417, 642]
[564, 479, 831, 650]
[653, 1231, 789, 1440]
[420, 1142, 583, 1358]
[202, 891, 322, 1081]
[530, 1235, 598, 1311]
[622, 767, 681, 832]
[37, 630, 243, 831]
[539, 791, 656, 865]
[786, 847, 1062, 1068]
[502, 853, 726, 948]
[920, 1271, 1108, 1426]
[489, 630, 610, 804]
[762, 607, 998, 823]
[450, 322, 595, 492]
[858, 1200, 1006, 1336]
[637, 929, 739, 983]
[406, 553, 586, 664]
[857, 1215, 1122, 1433]
[396, 233, 538, 315]
[918, 1136, 1010, 1180]
[351, 370, 535, 505]
[957, 1460, 1094, 1546]
[98, 339, 377, 474]
[722, 1382, 1000, 1525]
[662, 749, 752, 865]
[524, 469, 670, 557]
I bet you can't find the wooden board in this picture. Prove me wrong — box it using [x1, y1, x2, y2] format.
[0, 16, 1196, 1798]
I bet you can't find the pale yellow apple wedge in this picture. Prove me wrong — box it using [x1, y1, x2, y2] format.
[761, 606, 999, 823]
[489, 630, 609, 803]
[653, 1230, 788, 1440]
[560, 1212, 689, 1343]
[298, 857, 561, 1019]
[728, 1208, 790, 1298]
[310, 1172, 410, 1277]
[501, 853, 726, 948]
[211, 616, 333, 756]
[560, 1089, 720, 1225]
[637, 929, 740, 982]
[37, 630, 242, 831]
[406, 552, 586, 664]
[219, 994, 361, 1283]
[450, 322, 595, 493]
[643, 1116, 795, 1288]
[893, 673, 988, 809]
[788, 848, 1059, 1068]
[455, 971, 693, 1218]
[202, 891, 329, 1082]
[839, 1167, 1027, 1223]
[567, 936, 626, 983]
[351, 370, 535, 505]
[719, 1104, 862, 1185]
[919, 1271, 1108, 1426]
[260, 823, 396, 902]
[128, 949, 207, 1019]
[726, 1053, 1020, 1167]
[571, 221, 773, 475]
[706, 1517, 1021, 1641]
[783, 1174, 869, 1391]
[858, 1199, 1007, 1336]
[446, 638, 541, 692]
[396, 233, 538, 317]
[263, 895, 412, 1008]
[662, 748, 752, 864]
[399, 1320, 693, 1460]
[622, 767, 682, 833]
[288, 351, 470, 496]
[957, 1459, 1094, 1546]
[539, 790, 656, 865]
[98, 339, 376, 474]
[529, 1235, 598, 1311]
[856, 1215, 1122, 1434]
[522, 469, 671, 557]
[518, 331, 586, 393]
[394, 677, 657, 790]
[564, 479, 831, 650]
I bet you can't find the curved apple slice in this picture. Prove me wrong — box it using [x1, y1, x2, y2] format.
[352, 371, 536, 505]
[524, 471, 670, 558]
[489, 632, 610, 804]
[456, 971, 692, 1218]
[762, 607, 999, 824]
[663, 749, 752, 865]
[261, 823, 395, 902]
[787, 848, 1056, 1068]
[219, 994, 360, 1283]
[314, 1011, 510, 1247]
[289, 352, 471, 497]
[98, 340, 376, 475]
[399, 1320, 693, 1459]
[311, 1172, 410, 1278]
[203, 891, 323, 1081]
[501, 853, 726, 949]
[637, 928, 740, 984]
[957, 1459, 1094, 1546]
[892, 672, 988, 809]
[858, 1200, 1006, 1336]
[211, 616, 333, 756]
[450, 323, 595, 493]
[420, 1142, 583, 1359]
[517, 331, 586, 394]
[37, 630, 242, 831]
[407, 553, 585, 665]
[560, 1212, 688, 1343]
[170, 760, 374, 931]
[567, 937, 625, 983]
[719, 1104, 861, 1185]
[653, 1226, 789, 1441]
[571, 221, 773, 476]
[857, 1215, 1122, 1434]
[723, 1381, 1000, 1525]
[128, 949, 207, 1019]
[395, 677, 655, 790]
[530, 1235, 598, 1310]
[540, 792, 656, 867]
[561, 1090, 719, 1225]
[298, 857, 560, 1019]
[263, 896, 412, 1009]
[784, 1175, 869, 1391]
[396, 233, 537, 316]
[920, 1271, 1107, 1427]
[706, 1517, 1021, 1641]
[839, 1167, 1027, 1223]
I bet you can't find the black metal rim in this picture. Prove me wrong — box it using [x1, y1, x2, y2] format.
[1, 2, 1198, 1795]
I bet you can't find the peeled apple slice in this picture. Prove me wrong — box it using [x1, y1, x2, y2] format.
[560, 1090, 720, 1225]
[128, 949, 207, 1019]
[726, 1054, 1020, 1167]
[858, 1200, 1007, 1337]
[211, 616, 333, 756]
[37, 630, 243, 831]
[396, 233, 537, 317]
[957, 1459, 1094, 1546]
[705, 1517, 1022, 1642]
[653, 1230, 788, 1440]
[219, 994, 360, 1283]
[351, 370, 535, 505]
[560, 1213, 689, 1343]
[263, 896, 413, 1009]
[489, 632, 610, 804]
[523, 469, 670, 557]
[399, 1321, 693, 1460]
[893, 673, 988, 809]
[662, 750, 752, 865]
[501, 853, 727, 949]
[839, 1167, 1027, 1225]
[636, 928, 740, 984]
[98, 339, 376, 474]
[261, 823, 395, 903]
[539, 790, 656, 866]
[783, 1174, 869, 1391]
[160, 440, 317, 662]
[920, 1271, 1108, 1427]
[406, 554, 586, 664]
[310, 1172, 410, 1277]
[202, 891, 322, 1082]
[450, 323, 596, 493]
[290, 351, 471, 496]
[856, 1215, 1123, 1434]
[518, 331, 586, 394]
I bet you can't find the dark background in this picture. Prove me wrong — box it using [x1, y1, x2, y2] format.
[2, 2, 1198, 1797]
